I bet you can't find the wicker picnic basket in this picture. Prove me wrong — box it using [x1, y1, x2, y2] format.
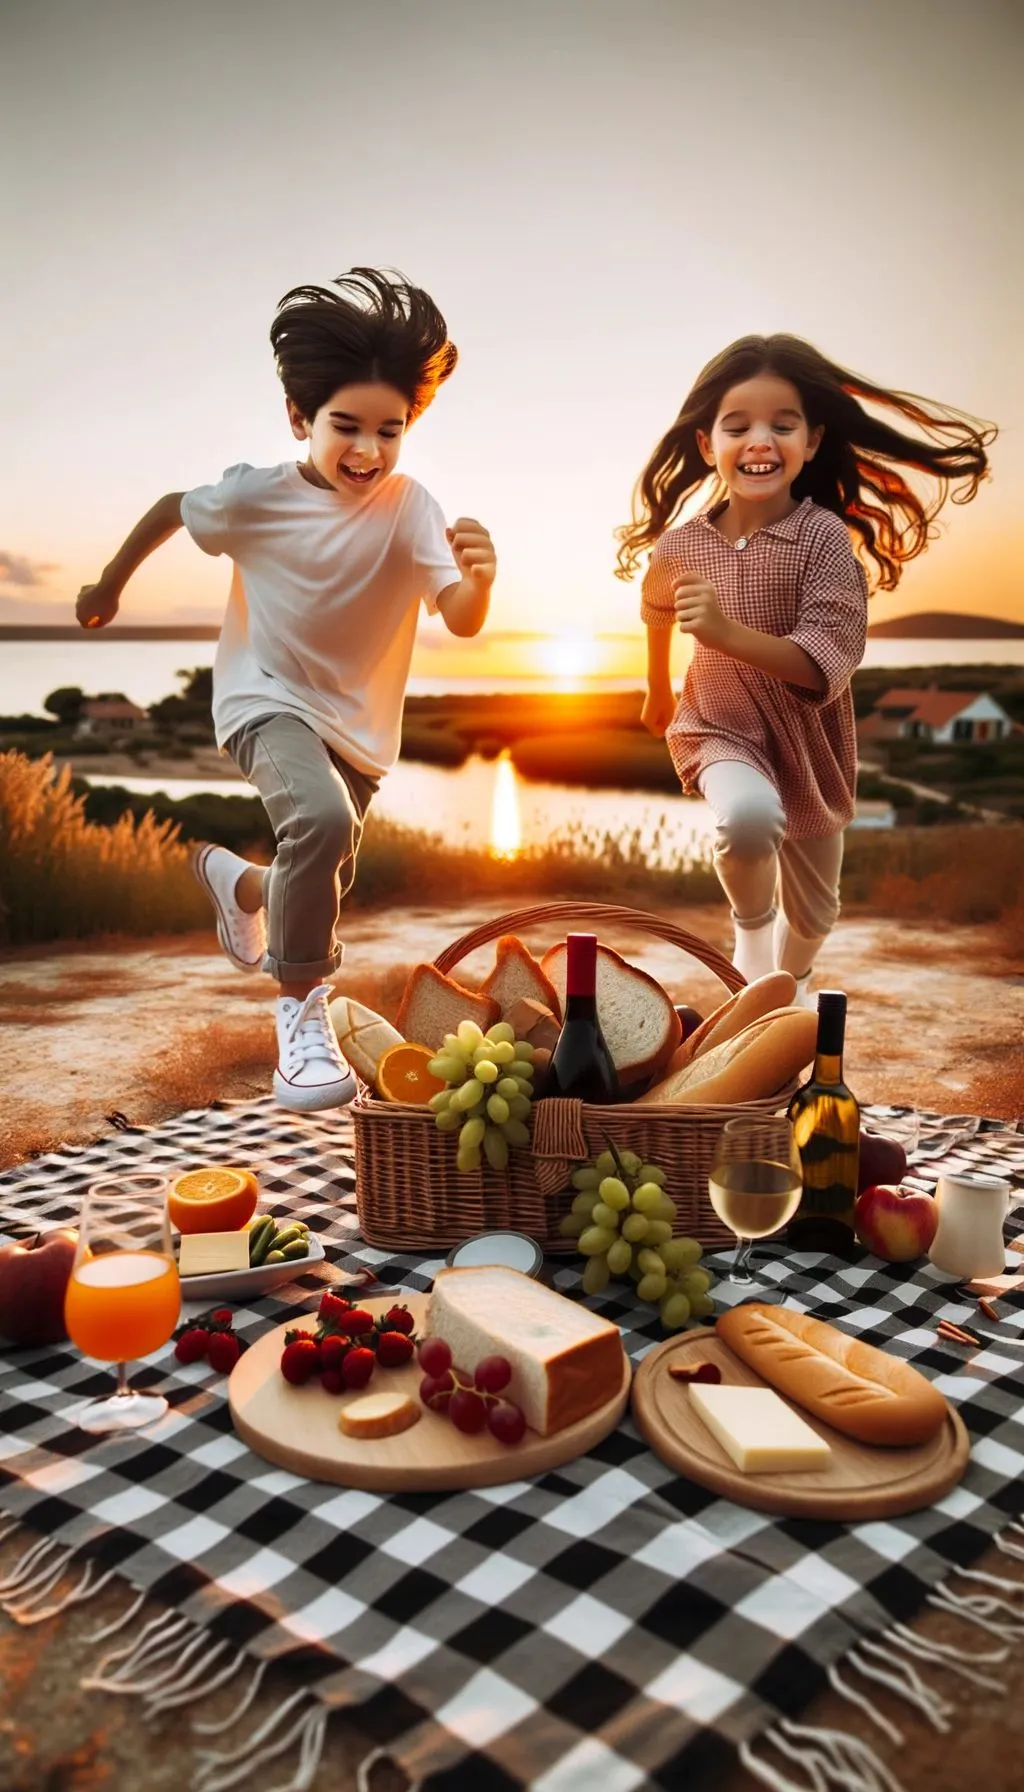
[352, 901, 796, 1254]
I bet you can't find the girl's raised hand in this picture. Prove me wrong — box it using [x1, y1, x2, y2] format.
[673, 572, 730, 649]
[446, 517, 497, 588]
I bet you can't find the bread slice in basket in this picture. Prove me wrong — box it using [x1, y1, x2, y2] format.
[480, 935, 562, 1025]
[637, 1007, 816, 1105]
[540, 940, 681, 1085]
[396, 965, 500, 1052]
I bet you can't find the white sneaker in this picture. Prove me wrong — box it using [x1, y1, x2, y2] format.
[192, 844, 267, 973]
[793, 976, 817, 1012]
[274, 985, 356, 1112]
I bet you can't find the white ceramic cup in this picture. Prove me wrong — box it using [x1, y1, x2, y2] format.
[927, 1172, 1011, 1280]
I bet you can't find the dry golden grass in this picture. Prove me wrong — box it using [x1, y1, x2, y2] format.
[0, 751, 210, 945]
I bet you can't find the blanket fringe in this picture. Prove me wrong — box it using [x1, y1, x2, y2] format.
[740, 1719, 908, 1791]
[356, 1745, 422, 1792]
[193, 1689, 326, 1792]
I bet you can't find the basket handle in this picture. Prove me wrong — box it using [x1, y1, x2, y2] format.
[433, 902, 743, 993]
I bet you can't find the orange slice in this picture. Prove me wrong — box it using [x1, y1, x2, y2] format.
[168, 1166, 259, 1235]
[376, 1043, 447, 1105]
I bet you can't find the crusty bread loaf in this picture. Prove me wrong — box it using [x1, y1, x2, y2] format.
[638, 1007, 816, 1105]
[541, 941, 681, 1084]
[718, 1304, 949, 1447]
[328, 996, 404, 1086]
[506, 995, 561, 1054]
[480, 936, 562, 1025]
[395, 965, 500, 1052]
[667, 971, 798, 1075]
[426, 1266, 624, 1436]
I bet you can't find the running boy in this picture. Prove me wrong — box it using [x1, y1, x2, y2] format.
[77, 268, 496, 1111]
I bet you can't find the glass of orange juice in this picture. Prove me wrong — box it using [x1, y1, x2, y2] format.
[65, 1173, 181, 1433]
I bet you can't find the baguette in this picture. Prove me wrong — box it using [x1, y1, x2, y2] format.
[480, 936, 562, 1025]
[637, 1007, 816, 1105]
[328, 996, 404, 1086]
[667, 971, 798, 1074]
[541, 940, 681, 1084]
[395, 964, 501, 1052]
[717, 1304, 949, 1447]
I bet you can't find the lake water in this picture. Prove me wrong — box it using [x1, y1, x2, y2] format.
[76, 752, 894, 870]
[1, 634, 1023, 719]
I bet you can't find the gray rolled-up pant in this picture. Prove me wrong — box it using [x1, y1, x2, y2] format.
[225, 713, 378, 982]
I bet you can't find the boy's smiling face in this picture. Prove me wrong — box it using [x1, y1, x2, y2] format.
[288, 381, 409, 494]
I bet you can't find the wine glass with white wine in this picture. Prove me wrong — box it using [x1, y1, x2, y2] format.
[708, 1116, 803, 1302]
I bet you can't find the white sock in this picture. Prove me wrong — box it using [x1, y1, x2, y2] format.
[732, 918, 776, 984]
[793, 975, 816, 1012]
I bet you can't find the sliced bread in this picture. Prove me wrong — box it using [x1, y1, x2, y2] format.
[666, 970, 798, 1075]
[506, 995, 562, 1054]
[480, 935, 562, 1024]
[638, 1006, 817, 1106]
[540, 940, 682, 1084]
[328, 995, 404, 1086]
[395, 964, 501, 1052]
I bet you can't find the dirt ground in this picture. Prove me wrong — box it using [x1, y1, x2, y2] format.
[1, 900, 1022, 1160]
[1, 902, 1023, 1788]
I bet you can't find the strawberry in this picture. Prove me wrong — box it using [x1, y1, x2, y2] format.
[342, 1346, 376, 1389]
[320, 1367, 346, 1394]
[210, 1308, 235, 1328]
[381, 1305, 415, 1336]
[375, 1331, 415, 1369]
[318, 1291, 354, 1327]
[280, 1337, 320, 1385]
[207, 1332, 241, 1374]
[340, 1308, 375, 1337]
[319, 1334, 349, 1370]
[174, 1327, 210, 1365]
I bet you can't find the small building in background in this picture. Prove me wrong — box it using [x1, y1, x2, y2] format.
[74, 697, 149, 739]
[858, 688, 1013, 747]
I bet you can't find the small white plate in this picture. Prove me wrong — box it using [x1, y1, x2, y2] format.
[179, 1232, 326, 1303]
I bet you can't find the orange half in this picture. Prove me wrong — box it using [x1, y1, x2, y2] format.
[376, 1043, 447, 1105]
[168, 1166, 259, 1235]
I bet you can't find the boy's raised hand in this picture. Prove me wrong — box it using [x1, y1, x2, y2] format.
[76, 579, 121, 630]
[446, 517, 496, 588]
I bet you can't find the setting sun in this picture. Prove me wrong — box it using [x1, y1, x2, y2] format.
[534, 635, 608, 688]
[490, 751, 522, 858]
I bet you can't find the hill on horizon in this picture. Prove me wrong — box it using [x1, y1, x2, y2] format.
[867, 610, 1024, 640]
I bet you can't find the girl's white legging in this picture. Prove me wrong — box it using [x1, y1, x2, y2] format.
[698, 761, 845, 980]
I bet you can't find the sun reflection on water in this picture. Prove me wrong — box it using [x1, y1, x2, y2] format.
[490, 751, 522, 858]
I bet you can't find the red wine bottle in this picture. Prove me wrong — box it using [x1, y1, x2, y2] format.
[540, 934, 619, 1103]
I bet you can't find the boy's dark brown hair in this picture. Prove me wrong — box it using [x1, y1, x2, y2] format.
[270, 267, 457, 425]
[615, 333, 996, 591]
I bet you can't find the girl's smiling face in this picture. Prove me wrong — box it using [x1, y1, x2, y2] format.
[697, 372, 823, 506]
[288, 380, 409, 494]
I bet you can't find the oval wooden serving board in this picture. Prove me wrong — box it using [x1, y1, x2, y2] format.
[229, 1294, 632, 1491]
[632, 1329, 969, 1520]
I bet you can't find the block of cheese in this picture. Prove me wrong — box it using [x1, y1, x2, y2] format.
[178, 1230, 251, 1276]
[426, 1266, 623, 1436]
[689, 1384, 832, 1475]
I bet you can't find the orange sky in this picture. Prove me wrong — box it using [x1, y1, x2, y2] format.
[3, 0, 1021, 672]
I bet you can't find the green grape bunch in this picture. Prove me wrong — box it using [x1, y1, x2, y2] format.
[427, 1020, 536, 1174]
[559, 1141, 715, 1331]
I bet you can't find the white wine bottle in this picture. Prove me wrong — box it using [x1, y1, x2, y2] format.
[785, 991, 861, 1259]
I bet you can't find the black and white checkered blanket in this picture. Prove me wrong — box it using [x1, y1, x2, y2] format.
[1, 1100, 1023, 1791]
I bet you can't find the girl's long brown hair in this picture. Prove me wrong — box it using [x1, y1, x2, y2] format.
[615, 334, 996, 591]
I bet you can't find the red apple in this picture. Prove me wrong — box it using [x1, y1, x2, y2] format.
[857, 1131, 908, 1196]
[0, 1230, 79, 1347]
[675, 1005, 705, 1042]
[853, 1185, 937, 1263]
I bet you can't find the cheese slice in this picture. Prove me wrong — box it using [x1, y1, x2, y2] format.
[689, 1385, 832, 1475]
[178, 1230, 251, 1276]
[338, 1393, 420, 1439]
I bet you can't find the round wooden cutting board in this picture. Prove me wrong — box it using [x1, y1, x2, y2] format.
[228, 1294, 632, 1491]
[632, 1330, 970, 1520]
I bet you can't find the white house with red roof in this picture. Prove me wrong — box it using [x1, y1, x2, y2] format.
[74, 697, 149, 739]
[858, 687, 1014, 746]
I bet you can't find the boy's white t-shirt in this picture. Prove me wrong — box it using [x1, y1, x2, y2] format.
[179, 461, 459, 777]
